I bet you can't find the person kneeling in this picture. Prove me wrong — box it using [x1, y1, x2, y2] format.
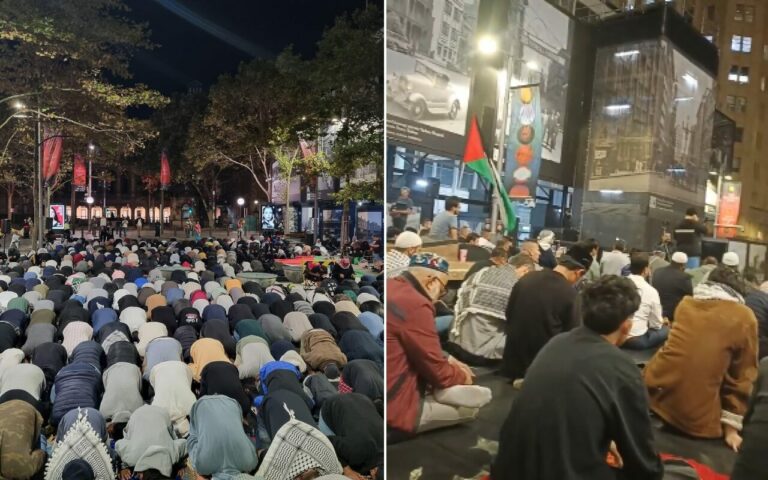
[492, 276, 663, 479]
[387, 253, 492, 442]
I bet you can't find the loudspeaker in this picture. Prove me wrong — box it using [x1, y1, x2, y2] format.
[1, 219, 9, 234]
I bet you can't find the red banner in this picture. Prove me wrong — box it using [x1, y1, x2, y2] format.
[73, 153, 87, 191]
[160, 151, 171, 189]
[42, 129, 63, 184]
[716, 181, 742, 238]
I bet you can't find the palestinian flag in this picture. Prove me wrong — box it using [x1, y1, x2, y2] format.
[463, 115, 517, 232]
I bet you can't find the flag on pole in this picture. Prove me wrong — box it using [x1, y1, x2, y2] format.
[42, 129, 63, 185]
[463, 115, 517, 232]
[73, 153, 87, 191]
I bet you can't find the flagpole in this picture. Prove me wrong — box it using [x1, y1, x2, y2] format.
[491, 55, 512, 235]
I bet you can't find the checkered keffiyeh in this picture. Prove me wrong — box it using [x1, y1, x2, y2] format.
[256, 419, 342, 480]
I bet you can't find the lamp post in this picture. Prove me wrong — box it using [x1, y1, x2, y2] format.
[236, 197, 245, 239]
[85, 195, 94, 238]
[254, 200, 260, 232]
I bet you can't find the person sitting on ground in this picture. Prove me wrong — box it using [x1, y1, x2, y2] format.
[448, 254, 535, 366]
[600, 239, 630, 277]
[386, 231, 422, 279]
[687, 256, 718, 286]
[743, 269, 768, 359]
[622, 252, 669, 350]
[463, 246, 508, 281]
[518, 240, 541, 270]
[644, 266, 758, 451]
[491, 276, 663, 480]
[536, 230, 557, 269]
[387, 253, 492, 441]
[723, 251, 741, 271]
[651, 251, 693, 322]
[501, 243, 593, 382]
[731, 357, 768, 479]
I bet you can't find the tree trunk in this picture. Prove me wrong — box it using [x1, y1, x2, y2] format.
[341, 200, 350, 248]
[7, 187, 13, 221]
[284, 174, 291, 235]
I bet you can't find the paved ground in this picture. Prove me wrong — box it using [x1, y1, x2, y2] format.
[388, 367, 736, 480]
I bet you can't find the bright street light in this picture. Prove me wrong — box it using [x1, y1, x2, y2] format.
[88, 143, 95, 151]
[236, 197, 245, 206]
[254, 200, 259, 205]
[478, 36, 498, 55]
[12, 101, 24, 110]
[85, 196, 94, 204]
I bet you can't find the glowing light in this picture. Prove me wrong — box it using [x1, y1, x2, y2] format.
[478, 36, 498, 55]
[526, 61, 539, 71]
[599, 189, 623, 194]
[614, 50, 640, 58]
[415, 179, 429, 187]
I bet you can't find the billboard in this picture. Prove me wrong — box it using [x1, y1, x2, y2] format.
[716, 181, 742, 238]
[587, 39, 715, 205]
[386, 0, 478, 156]
[49, 204, 65, 230]
[504, 85, 543, 200]
[508, 0, 573, 164]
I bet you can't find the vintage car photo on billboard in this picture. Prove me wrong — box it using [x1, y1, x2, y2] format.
[387, 51, 469, 135]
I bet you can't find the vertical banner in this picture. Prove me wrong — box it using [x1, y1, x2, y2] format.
[717, 181, 742, 238]
[503, 85, 543, 200]
[160, 151, 171, 189]
[73, 154, 87, 191]
[42, 129, 63, 185]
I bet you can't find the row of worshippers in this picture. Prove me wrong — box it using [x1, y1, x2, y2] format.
[0, 235, 384, 480]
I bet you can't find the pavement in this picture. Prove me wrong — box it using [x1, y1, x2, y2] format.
[388, 366, 737, 480]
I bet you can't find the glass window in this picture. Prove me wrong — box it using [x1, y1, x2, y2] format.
[444, 1, 452, 16]
[453, 8, 460, 21]
[441, 22, 449, 36]
[732, 35, 752, 52]
[740, 66, 750, 84]
[729, 65, 740, 82]
[735, 4, 744, 21]
[736, 127, 745, 142]
[726, 95, 736, 111]
[451, 28, 458, 41]
[707, 5, 715, 20]
[737, 96, 748, 112]
[745, 5, 755, 22]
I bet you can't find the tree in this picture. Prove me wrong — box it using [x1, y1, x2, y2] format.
[0, 0, 167, 245]
[313, 4, 383, 243]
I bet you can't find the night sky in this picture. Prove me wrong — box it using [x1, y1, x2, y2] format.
[124, 0, 381, 94]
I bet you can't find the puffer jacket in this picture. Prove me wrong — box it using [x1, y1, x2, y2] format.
[0, 399, 46, 479]
[300, 329, 347, 370]
[50, 362, 102, 426]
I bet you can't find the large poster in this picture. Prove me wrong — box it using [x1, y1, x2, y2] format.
[587, 39, 715, 205]
[386, 0, 477, 156]
[49, 204, 65, 230]
[716, 181, 742, 238]
[510, 0, 573, 164]
[503, 85, 543, 200]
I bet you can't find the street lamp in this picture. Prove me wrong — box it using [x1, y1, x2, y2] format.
[86, 195, 94, 237]
[478, 36, 499, 55]
[237, 197, 245, 218]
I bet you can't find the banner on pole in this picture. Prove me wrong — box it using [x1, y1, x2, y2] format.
[717, 180, 742, 238]
[503, 85, 543, 200]
[160, 151, 171, 189]
[73, 154, 87, 191]
[42, 129, 63, 185]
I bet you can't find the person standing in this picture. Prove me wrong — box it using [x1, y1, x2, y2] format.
[429, 196, 460, 241]
[387, 253, 492, 441]
[121, 217, 128, 238]
[491, 276, 663, 480]
[389, 187, 414, 233]
[673, 208, 708, 268]
[651, 251, 693, 321]
[501, 243, 593, 382]
[136, 216, 143, 237]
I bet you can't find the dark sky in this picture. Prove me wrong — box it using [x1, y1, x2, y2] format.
[124, 0, 381, 94]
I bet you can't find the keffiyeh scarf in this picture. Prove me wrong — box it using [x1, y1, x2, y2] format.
[45, 408, 115, 480]
[693, 281, 745, 304]
[451, 264, 518, 337]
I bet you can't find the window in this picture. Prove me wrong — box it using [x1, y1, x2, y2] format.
[451, 28, 458, 41]
[745, 5, 755, 22]
[453, 8, 460, 21]
[441, 22, 449, 36]
[736, 127, 745, 142]
[735, 4, 753, 21]
[735, 4, 744, 21]
[730, 66, 750, 83]
[726, 95, 736, 111]
[444, 1, 452, 16]
[738, 96, 748, 112]
[732, 35, 752, 52]
[707, 5, 715, 20]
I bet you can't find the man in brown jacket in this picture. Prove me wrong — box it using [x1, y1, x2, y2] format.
[644, 266, 758, 451]
[0, 395, 47, 479]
